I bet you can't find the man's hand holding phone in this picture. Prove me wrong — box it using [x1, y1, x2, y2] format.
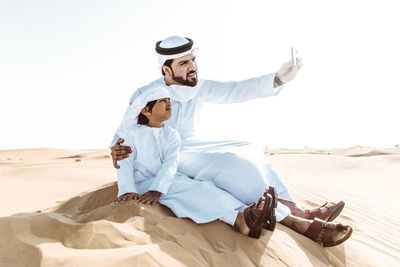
[276, 47, 303, 85]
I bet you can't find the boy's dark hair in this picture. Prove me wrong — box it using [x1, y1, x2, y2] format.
[161, 59, 173, 76]
[137, 100, 157, 125]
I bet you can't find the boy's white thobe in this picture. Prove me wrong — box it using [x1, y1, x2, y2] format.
[115, 73, 292, 221]
[117, 124, 245, 224]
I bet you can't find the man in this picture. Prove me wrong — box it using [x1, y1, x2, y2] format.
[111, 36, 352, 246]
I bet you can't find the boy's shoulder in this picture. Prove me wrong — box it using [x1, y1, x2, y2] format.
[162, 124, 181, 140]
[123, 124, 149, 139]
[162, 124, 177, 134]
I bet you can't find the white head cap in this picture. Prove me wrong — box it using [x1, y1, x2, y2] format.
[155, 35, 196, 67]
[117, 86, 170, 136]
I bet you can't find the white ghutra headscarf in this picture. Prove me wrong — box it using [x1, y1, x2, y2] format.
[155, 35, 197, 68]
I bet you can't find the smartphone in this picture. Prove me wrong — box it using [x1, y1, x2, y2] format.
[291, 47, 298, 67]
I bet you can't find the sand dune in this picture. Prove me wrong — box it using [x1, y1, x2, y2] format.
[0, 147, 399, 266]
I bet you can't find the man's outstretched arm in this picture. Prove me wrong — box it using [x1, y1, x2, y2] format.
[202, 59, 303, 104]
[110, 138, 132, 169]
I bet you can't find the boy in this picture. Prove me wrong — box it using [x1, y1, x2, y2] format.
[115, 86, 276, 238]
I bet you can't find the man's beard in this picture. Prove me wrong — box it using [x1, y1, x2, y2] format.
[171, 70, 198, 87]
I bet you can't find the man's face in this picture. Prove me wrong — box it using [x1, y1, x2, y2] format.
[169, 53, 198, 87]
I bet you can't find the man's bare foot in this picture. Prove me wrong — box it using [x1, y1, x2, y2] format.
[234, 196, 267, 237]
[280, 214, 312, 233]
[234, 212, 250, 235]
[304, 201, 345, 221]
[303, 218, 353, 247]
[280, 214, 353, 246]
[278, 199, 330, 219]
[278, 199, 308, 218]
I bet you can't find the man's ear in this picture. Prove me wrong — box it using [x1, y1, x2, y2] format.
[140, 106, 151, 117]
[162, 65, 172, 77]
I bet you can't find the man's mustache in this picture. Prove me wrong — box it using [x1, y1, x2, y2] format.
[187, 71, 197, 76]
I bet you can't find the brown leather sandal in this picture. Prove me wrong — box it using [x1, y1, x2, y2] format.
[305, 201, 345, 222]
[303, 218, 353, 247]
[263, 186, 277, 231]
[244, 195, 272, 238]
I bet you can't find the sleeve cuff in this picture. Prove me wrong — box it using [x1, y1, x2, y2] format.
[148, 184, 169, 196]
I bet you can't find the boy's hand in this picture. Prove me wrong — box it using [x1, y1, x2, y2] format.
[114, 192, 139, 204]
[138, 191, 161, 206]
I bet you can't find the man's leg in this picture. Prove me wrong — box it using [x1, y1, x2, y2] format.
[158, 173, 246, 224]
[179, 141, 292, 222]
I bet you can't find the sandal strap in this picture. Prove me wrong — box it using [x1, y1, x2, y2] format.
[304, 218, 349, 246]
[305, 202, 327, 219]
[303, 218, 325, 241]
[244, 203, 259, 228]
[320, 202, 328, 208]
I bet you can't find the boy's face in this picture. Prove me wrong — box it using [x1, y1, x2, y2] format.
[147, 97, 172, 122]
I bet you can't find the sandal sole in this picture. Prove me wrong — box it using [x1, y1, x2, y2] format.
[264, 186, 277, 231]
[322, 226, 353, 247]
[326, 201, 345, 222]
[248, 195, 272, 238]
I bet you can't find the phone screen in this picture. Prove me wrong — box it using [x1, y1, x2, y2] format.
[291, 47, 298, 66]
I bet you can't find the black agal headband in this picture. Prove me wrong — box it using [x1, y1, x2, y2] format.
[155, 37, 194, 55]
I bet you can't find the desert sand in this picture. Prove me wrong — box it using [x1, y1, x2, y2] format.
[0, 146, 399, 266]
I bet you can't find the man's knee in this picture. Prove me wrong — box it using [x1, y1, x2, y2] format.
[219, 152, 260, 170]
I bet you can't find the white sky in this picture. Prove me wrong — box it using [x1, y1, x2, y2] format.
[1, 0, 399, 149]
